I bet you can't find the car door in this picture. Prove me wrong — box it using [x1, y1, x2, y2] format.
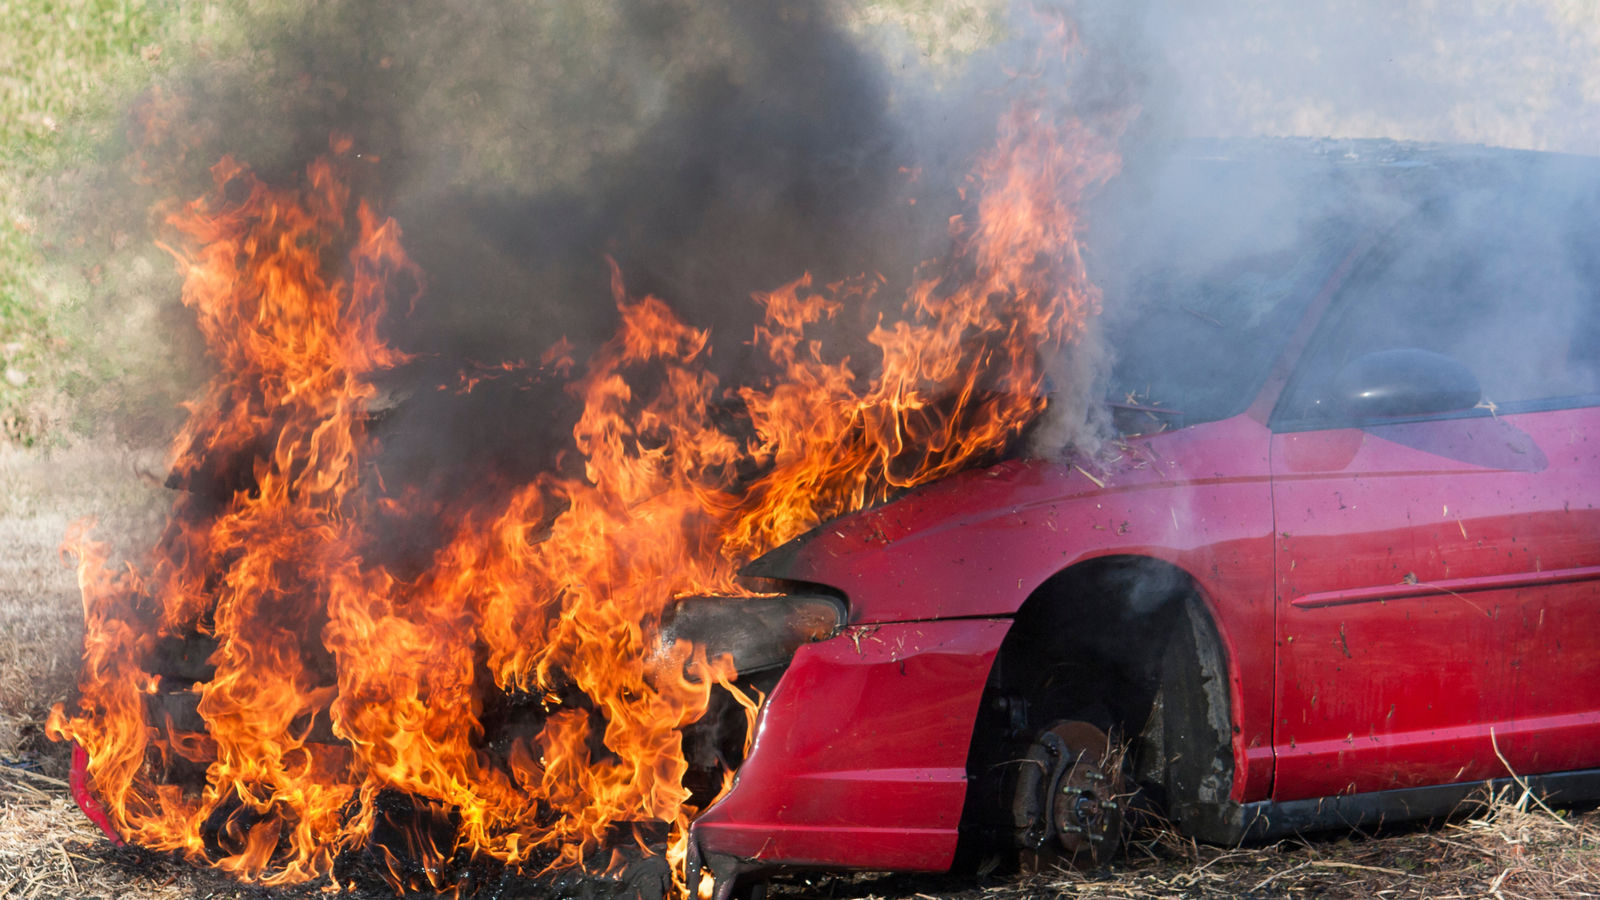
[1266, 176, 1600, 802]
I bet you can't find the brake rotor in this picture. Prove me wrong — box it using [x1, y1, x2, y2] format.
[1011, 720, 1124, 870]
[1047, 721, 1123, 865]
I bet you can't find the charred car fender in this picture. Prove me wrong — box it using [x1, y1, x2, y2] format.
[1160, 594, 1252, 843]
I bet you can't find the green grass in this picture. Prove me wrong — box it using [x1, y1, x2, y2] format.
[2, 0, 152, 443]
[0, 0, 242, 445]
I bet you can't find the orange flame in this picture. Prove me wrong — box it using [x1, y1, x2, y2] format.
[48, 84, 1118, 890]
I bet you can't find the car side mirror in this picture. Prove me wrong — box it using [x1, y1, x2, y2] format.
[1330, 348, 1481, 419]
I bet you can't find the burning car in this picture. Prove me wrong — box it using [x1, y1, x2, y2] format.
[670, 139, 1600, 895]
[49, 130, 1600, 898]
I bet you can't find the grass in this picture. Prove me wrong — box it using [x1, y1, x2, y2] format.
[1, 0, 169, 444]
[0, 0, 283, 448]
[0, 765, 1597, 899]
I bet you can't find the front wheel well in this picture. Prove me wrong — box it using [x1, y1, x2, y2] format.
[955, 555, 1237, 866]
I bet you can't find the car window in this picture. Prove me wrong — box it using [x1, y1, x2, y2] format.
[1089, 148, 1384, 431]
[1275, 183, 1600, 428]
[1103, 234, 1351, 427]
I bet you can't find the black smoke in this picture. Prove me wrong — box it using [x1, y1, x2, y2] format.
[120, 0, 1142, 563]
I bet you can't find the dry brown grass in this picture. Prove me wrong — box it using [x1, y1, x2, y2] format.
[1037, 792, 1600, 899]
[0, 791, 227, 900]
[2, 778, 1597, 900]
[0, 513, 84, 780]
[763, 791, 1600, 900]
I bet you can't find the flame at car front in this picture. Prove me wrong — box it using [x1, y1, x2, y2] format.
[46, 39, 1119, 897]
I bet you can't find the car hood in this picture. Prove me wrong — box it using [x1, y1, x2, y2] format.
[741, 414, 1271, 624]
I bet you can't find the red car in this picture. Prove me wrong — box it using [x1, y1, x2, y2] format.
[668, 141, 1600, 897]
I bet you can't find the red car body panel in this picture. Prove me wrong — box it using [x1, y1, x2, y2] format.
[1272, 405, 1600, 800]
[691, 619, 1008, 871]
[699, 412, 1284, 872]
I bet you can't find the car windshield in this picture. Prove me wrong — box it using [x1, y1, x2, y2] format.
[1100, 236, 1350, 426]
[1086, 142, 1406, 429]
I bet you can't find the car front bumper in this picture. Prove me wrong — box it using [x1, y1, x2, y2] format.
[687, 618, 1010, 896]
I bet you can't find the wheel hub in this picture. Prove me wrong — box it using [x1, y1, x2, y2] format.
[1010, 720, 1124, 868]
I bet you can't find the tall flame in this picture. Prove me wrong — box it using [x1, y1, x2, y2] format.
[48, 83, 1118, 890]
